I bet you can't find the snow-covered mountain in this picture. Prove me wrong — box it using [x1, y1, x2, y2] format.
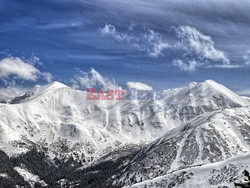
[0, 80, 248, 160]
[114, 106, 250, 186]
[0, 80, 250, 187]
[125, 153, 250, 188]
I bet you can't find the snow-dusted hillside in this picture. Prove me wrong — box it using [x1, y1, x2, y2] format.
[0, 80, 249, 164]
[114, 106, 250, 186]
[125, 153, 250, 188]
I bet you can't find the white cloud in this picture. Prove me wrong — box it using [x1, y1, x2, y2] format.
[146, 30, 169, 57]
[0, 57, 53, 101]
[38, 21, 83, 30]
[172, 59, 198, 71]
[100, 24, 169, 57]
[0, 57, 53, 82]
[101, 24, 116, 36]
[174, 26, 230, 65]
[41, 72, 53, 83]
[0, 85, 29, 101]
[243, 50, 250, 65]
[101, 24, 237, 71]
[71, 68, 120, 91]
[0, 57, 39, 81]
[206, 64, 242, 69]
[126, 82, 153, 90]
[237, 89, 250, 96]
[100, 24, 130, 41]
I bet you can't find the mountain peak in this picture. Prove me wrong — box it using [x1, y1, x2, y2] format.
[9, 81, 69, 104]
[189, 80, 221, 88]
[202, 79, 224, 88]
[203, 79, 217, 84]
[33, 81, 68, 94]
[45, 81, 68, 90]
[29, 81, 69, 99]
[189, 79, 233, 95]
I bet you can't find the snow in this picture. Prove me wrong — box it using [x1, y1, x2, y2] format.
[170, 130, 193, 171]
[1, 79, 250, 187]
[0, 79, 249, 165]
[14, 166, 47, 186]
[0, 173, 9, 178]
[115, 107, 250, 186]
[126, 153, 250, 188]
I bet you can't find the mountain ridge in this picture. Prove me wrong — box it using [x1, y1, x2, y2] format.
[0, 80, 249, 158]
[114, 106, 250, 186]
[0, 79, 250, 187]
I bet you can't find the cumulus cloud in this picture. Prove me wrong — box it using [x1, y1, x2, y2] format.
[174, 26, 230, 65]
[0, 57, 53, 82]
[70, 68, 120, 91]
[0, 57, 40, 81]
[100, 24, 169, 57]
[0, 57, 53, 100]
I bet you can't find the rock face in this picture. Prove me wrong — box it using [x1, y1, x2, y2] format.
[234, 170, 250, 188]
[0, 80, 250, 187]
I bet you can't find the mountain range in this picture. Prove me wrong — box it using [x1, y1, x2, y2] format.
[0, 80, 250, 187]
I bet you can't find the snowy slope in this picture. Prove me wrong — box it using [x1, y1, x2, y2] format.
[14, 166, 47, 187]
[114, 106, 250, 186]
[0, 80, 249, 164]
[125, 153, 250, 188]
[161, 80, 250, 123]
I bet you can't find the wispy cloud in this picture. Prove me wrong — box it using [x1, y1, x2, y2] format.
[172, 59, 199, 72]
[37, 21, 83, 30]
[174, 26, 230, 65]
[237, 88, 250, 97]
[146, 30, 170, 57]
[101, 24, 233, 71]
[206, 64, 242, 69]
[100, 24, 169, 57]
[243, 50, 250, 65]
[171, 26, 234, 71]
[101, 24, 131, 41]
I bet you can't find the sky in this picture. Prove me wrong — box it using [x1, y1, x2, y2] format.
[0, 0, 250, 98]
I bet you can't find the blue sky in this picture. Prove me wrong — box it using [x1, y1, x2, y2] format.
[0, 0, 250, 97]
